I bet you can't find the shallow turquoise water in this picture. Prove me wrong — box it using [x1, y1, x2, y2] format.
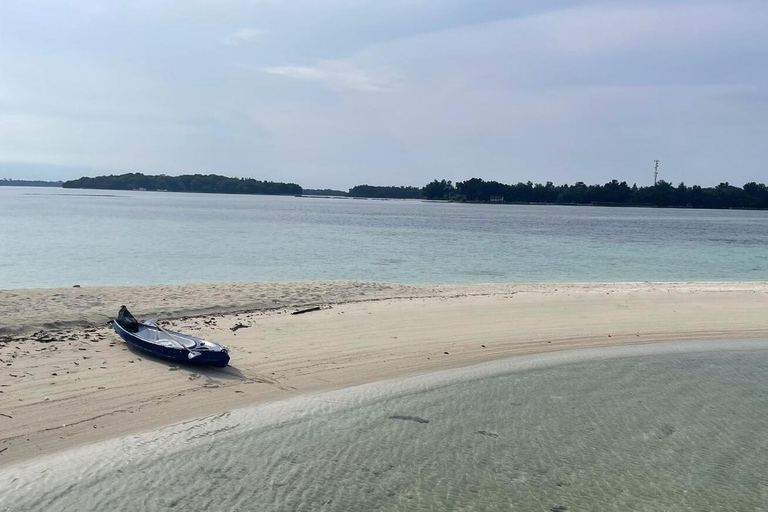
[3, 341, 767, 511]
[1, 187, 768, 288]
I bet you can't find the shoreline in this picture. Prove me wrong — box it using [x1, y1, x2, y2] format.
[2, 281, 768, 467]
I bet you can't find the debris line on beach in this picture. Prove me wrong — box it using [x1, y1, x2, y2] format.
[292, 306, 323, 315]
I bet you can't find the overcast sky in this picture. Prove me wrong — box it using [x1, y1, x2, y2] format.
[1, 0, 766, 189]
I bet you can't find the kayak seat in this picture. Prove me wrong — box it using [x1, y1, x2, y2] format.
[116, 305, 141, 333]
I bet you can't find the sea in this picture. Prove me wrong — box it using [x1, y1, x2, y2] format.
[2, 188, 768, 511]
[1, 186, 768, 289]
[2, 341, 767, 511]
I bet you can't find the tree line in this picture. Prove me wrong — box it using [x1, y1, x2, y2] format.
[348, 185, 422, 199]
[301, 179, 768, 209]
[58, 172, 768, 209]
[63, 173, 302, 196]
[303, 188, 348, 197]
[421, 178, 768, 209]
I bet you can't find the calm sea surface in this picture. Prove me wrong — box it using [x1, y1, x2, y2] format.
[3, 341, 767, 511]
[1, 187, 768, 288]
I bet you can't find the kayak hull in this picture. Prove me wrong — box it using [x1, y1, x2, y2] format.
[111, 318, 230, 367]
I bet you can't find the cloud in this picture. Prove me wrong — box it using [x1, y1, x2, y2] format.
[1, 0, 767, 188]
[223, 27, 265, 46]
[263, 60, 395, 92]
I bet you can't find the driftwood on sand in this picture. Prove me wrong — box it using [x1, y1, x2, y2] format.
[291, 306, 322, 316]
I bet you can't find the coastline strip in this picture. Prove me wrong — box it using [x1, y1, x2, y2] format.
[1, 281, 767, 466]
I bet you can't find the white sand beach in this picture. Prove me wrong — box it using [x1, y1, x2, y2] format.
[1, 281, 767, 466]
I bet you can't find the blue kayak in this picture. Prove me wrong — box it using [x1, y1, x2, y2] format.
[111, 306, 230, 367]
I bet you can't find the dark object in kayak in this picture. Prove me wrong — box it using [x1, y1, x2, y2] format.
[111, 306, 230, 367]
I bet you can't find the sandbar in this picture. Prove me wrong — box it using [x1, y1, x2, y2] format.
[1, 281, 767, 467]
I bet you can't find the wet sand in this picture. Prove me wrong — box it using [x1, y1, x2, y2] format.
[1, 281, 767, 466]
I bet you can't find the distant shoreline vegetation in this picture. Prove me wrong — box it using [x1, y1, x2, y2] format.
[420, 178, 768, 209]
[348, 185, 422, 199]
[1, 178, 62, 187]
[303, 189, 348, 197]
[325, 179, 768, 209]
[63, 173, 302, 196]
[58, 172, 768, 209]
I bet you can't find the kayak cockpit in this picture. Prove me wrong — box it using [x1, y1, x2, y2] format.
[111, 306, 230, 367]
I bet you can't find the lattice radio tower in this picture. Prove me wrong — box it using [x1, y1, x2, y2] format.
[653, 160, 660, 186]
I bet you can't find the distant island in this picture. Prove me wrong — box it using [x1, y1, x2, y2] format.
[303, 189, 348, 197]
[58, 172, 768, 209]
[348, 185, 422, 199]
[1, 178, 62, 187]
[301, 186, 421, 198]
[418, 178, 768, 209]
[63, 173, 302, 196]
[314, 179, 768, 209]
